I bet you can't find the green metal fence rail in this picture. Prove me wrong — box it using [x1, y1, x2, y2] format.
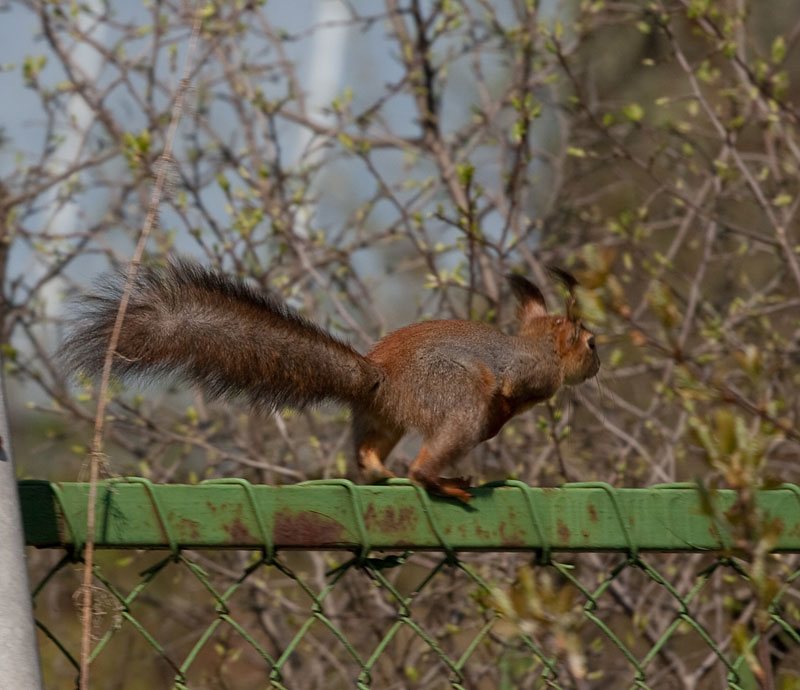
[20, 479, 800, 689]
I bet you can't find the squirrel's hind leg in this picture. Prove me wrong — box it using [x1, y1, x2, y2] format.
[353, 413, 401, 484]
[408, 430, 476, 504]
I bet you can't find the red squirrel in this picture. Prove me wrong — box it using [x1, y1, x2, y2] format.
[65, 260, 599, 502]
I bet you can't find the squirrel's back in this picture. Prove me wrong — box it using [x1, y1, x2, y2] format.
[367, 319, 562, 437]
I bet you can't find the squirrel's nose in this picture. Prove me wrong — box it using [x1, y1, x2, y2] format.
[587, 336, 596, 350]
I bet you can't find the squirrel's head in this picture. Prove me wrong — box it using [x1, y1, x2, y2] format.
[507, 267, 600, 386]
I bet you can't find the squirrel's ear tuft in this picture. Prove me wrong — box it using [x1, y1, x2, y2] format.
[546, 266, 579, 291]
[547, 265, 580, 321]
[506, 274, 547, 326]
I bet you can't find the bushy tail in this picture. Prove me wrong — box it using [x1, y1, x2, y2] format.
[63, 259, 382, 410]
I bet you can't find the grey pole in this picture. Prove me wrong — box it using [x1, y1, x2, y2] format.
[0, 365, 44, 689]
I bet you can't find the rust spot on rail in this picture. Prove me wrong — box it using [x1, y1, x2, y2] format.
[225, 516, 254, 542]
[274, 509, 346, 546]
[364, 504, 418, 535]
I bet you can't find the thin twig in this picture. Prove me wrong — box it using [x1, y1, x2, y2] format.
[78, 13, 203, 690]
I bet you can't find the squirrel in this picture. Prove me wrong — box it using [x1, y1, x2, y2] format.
[64, 259, 600, 502]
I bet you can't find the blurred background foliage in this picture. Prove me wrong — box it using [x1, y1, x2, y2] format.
[2, 0, 800, 687]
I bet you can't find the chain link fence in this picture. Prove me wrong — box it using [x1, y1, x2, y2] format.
[21, 479, 800, 689]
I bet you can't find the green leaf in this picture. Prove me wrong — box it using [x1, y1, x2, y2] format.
[337, 132, 354, 152]
[511, 119, 526, 144]
[22, 55, 47, 87]
[456, 162, 474, 187]
[622, 103, 644, 123]
[771, 35, 787, 64]
[773, 193, 792, 207]
[199, 3, 217, 19]
[714, 409, 737, 456]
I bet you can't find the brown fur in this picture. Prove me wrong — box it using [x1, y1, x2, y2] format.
[64, 260, 600, 503]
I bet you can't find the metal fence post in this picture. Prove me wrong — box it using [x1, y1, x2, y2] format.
[0, 366, 44, 689]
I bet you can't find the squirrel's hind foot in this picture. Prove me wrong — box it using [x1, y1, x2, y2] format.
[410, 473, 473, 503]
[435, 476, 473, 503]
